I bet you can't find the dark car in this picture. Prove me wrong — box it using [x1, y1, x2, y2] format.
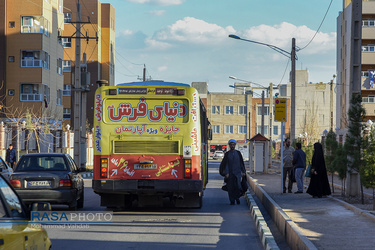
[10, 153, 85, 210]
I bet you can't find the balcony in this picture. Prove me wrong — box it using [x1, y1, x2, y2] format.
[20, 93, 43, 101]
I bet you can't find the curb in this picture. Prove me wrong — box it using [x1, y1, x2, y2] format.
[247, 174, 317, 250]
[245, 191, 279, 250]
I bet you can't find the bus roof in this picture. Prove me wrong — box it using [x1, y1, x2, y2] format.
[116, 81, 190, 87]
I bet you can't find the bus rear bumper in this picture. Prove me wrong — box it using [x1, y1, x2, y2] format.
[92, 179, 203, 194]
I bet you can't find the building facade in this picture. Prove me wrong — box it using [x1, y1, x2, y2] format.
[0, 0, 65, 127]
[337, 0, 375, 140]
[192, 82, 291, 157]
[62, 0, 115, 129]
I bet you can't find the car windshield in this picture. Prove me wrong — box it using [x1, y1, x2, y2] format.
[15, 156, 68, 172]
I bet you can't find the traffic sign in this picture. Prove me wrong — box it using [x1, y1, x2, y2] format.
[274, 98, 287, 122]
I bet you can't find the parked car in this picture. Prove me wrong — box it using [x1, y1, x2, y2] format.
[0, 174, 52, 249]
[0, 156, 13, 180]
[10, 153, 85, 210]
[213, 151, 225, 160]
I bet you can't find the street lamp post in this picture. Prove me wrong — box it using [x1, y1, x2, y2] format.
[229, 34, 297, 142]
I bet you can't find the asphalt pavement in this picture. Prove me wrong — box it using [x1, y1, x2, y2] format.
[247, 167, 375, 250]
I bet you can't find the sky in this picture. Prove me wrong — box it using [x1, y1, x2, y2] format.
[100, 0, 343, 92]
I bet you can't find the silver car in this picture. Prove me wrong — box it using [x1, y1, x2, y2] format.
[213, 151, 224, 160]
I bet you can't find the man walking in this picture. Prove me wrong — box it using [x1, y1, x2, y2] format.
[280, 138, 295, 193]
[293, 143, 306, 193]
[5, 144, 16, 169]
[220, 139, 246, 205]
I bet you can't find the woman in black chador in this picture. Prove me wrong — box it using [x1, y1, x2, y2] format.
[307, 142, 331, 198]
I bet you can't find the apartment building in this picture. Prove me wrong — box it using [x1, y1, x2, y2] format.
[192, 82, 290, 157]
[0, 0, 64, 128]
[62, 0, 115, 129]
[280, 70, 336, 142]
[337, 0, 375, 140]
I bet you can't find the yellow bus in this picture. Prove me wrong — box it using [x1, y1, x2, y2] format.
[92, 81, 210, 208]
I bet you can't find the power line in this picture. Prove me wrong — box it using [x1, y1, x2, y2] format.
[299, 0, 334, 51]
[278, 59, 290, 85]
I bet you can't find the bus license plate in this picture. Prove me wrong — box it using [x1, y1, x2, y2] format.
[134, 164, 157, 169]
[27, 181, 51, 187]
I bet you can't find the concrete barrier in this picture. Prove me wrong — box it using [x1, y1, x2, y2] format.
[246, 174, 317, 250]
[245, 191, 279, 250]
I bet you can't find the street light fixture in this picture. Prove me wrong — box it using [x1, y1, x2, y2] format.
[229, 34, 297, 142]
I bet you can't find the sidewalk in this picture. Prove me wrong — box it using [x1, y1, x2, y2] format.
[248, 172, 375, 250]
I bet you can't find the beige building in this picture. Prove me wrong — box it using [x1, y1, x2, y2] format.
[280, 70, 336, 142]
[62, 0, 115, 129]
[0, 0, 65, 128]
[192, 82, 291, 157]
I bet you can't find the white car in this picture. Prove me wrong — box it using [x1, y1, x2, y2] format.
[213, 151, 225, 160]
[0, 156, 13, 180]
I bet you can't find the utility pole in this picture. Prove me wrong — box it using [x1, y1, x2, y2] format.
[269, 83, 273, 169]
[261, 90, 265, 135]
[73, 1, 82, 168]
[330, 77, 334, 131]
[291, 38, 296, 142]
[59, 0, 97, 168]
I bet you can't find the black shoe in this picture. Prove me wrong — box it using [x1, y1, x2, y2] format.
[236, 199, 240, 205]
[230, 202, 235, 205]
[283, 189, 286, 193]
[288, 190, 292, 193]
[294, 191, 303, 194]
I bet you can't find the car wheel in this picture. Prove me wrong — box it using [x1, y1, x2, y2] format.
[77, 189, 84, 209]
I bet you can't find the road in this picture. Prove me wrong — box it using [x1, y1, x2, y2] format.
[45, 161, 263, 250]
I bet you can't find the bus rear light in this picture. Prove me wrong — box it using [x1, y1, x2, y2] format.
[184, 159, 192, 178]
[100, 158, 108, 178]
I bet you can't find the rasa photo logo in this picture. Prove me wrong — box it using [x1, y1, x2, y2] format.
[31, 211, 113, 228]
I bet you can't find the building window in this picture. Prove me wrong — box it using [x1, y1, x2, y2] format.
[362, 45, 375, 52]
[363, 96, 375, 103]
[8, 56, 14, 62]
[20, 84, 43, 101]
[9, 22, 15, 28]
[257, 106, 269, 116]
[273, 125, 278, 135]
[212, 125, 220, 134]
[63, 60, 71, 72]
[62, 38, 71, 48]
[64, 13, 72, 23]
[63, 108, 71, 119]
[58, 0, 63, 13]
[63, 85, 71, 96]
[363, 19, 375, 27]
[21, 16, 48, 36]
[238, 125, 247, 134]
[224, 125, 233, 134]
[212, 106, 220, 114]
[257, 126, 269, 135]
[57, 89, 62, 105]
[238, 106, 247, 115]
[21, 50, 49, 69]
[57, 58, 63, 75]
[225, 106, 233, 115]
